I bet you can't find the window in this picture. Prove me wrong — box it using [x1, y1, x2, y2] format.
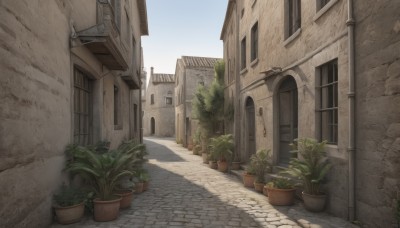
[241, 37, 246, 70]
[114, 85, 121, 129]
[286, 0, 301, 38]
[166, 97, 173, 105]
[151, 94, 154, 104]
[73, 68, 92, 146]
[241, 8, 245, 19]
[166, 91, 173, 105]
[251, 22, 258, 62]
[318, 59, 338, 144]
[317, 0, 331, 10]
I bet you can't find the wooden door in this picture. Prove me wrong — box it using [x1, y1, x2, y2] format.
[278, 77, 298, 164]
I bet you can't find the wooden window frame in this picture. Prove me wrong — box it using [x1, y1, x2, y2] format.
[241, 37, 247, 70]
[73, 68, 93, 146]
[251, 22, 259, 62]
[317, 59, 338, 144]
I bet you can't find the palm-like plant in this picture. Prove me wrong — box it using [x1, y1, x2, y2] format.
[65, 145, 138, 200]
[250, 149, 271, 183]
[283, 138, 332, 195]
[209, 134, 234, 162]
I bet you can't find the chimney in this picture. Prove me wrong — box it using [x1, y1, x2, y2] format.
[150, 67, 154, 77]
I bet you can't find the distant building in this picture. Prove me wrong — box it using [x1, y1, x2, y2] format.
[174, 56, 222, 146]
[221, 0, 400, 227]
[0, 0, 148, 227]
[143, 67, 175, 137]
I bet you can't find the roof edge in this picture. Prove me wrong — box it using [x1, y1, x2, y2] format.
[220, 0, 235, 40]
[138, 0, 149, 36]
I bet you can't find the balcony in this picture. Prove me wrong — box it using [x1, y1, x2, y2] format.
[76, 1, 128, 70]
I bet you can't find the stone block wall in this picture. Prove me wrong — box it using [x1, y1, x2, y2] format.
[354, 0, 400, 226]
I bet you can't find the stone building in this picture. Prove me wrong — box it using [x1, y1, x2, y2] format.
[0, 0, 148, 227]
[143, 67, 175, 137]
[174, 56, 222, 147]
[221, 0, 400, 227]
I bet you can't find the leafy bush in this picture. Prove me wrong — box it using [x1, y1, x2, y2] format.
[283, 138, 331, 195]
[53, 184, 88, 207]
[266, 178, 294, 189]
[65, 141, 146, 200]
[209, 134, 234, 162]
[250, 149, 271, 183]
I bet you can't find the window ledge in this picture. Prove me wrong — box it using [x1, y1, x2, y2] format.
[240, 68, 248, 75]
[250, 58, 259, 67]
[283, 28, 302, 47]
[314, 0, 339, 22]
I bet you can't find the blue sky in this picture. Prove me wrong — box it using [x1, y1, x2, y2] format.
[142, 0, 228, 75]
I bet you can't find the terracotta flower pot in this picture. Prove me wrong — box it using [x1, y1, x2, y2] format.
[254, 182, 264, 193]
[188, 144, 193, 151]
[217, 161, 228, 172]
[302, 192, 327, 212]
[202, 152, 208, 164]
[115, 190, 134, 209]
[143, 181, 149, 191]
[93, 197, 121, 222]
[243, 173, 256, 188]
[263, 186, 269, 197]
[231, 161, 241, 170]
[135, 182, 144, 194]
[54, 202, 85, 225]
[209, 161, 218, 169]
[267, 187, 296, 206]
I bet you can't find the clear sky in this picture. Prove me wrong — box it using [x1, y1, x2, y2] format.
[142, 0, 228, 75]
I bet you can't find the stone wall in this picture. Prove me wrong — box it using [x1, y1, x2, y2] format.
[143, 80, 175, 137]
[223, 0, 350, 220]
[175, 59, 217, 146]
[0, 0, 146, 227]
[354, 0, 400, 227]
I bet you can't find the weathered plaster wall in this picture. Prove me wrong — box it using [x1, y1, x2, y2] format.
[354, 0, 400, 227]
[0, 1, 72, 227]
[230, 0, 350, 219]
[144, 80, 175, 137]
[0, 0, 146, 227]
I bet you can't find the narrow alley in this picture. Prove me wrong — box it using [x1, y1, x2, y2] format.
[52, 137, 356, 228]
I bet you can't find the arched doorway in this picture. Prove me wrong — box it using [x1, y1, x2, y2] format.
[278, 76, 298, 165]
[245, 97, 256, 161]
[150, 117, 155, 135]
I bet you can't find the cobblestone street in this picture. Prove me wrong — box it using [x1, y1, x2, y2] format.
[52, 137, 356, 228]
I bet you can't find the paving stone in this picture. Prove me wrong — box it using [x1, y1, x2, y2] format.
[50, 137, 357, 228]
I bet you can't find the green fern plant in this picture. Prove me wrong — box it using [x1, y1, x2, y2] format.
[250, 149, 271, 183]
[65, 144, 138, 200]
[209, 134, 234, 162]
[283, 138, 331, 195]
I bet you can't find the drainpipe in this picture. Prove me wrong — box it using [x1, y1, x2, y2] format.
[346, 0, 356, 221]
[183, 69, 187, 147]
[234, 0, 241, 161]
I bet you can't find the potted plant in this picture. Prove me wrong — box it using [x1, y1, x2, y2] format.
[208, 153, 218, 169]
[53, 184, 87, 224]
[231, 149, 241, 170]
[115, 178, 135, 209]
[243, 164, 256, 188]
[250, 149, 271, 192]
[284, 138, 332, 212]
[209, 134, 234, 172]
[265, 177, 296, 206]
[140, 169, 150, 191]
[65, 145, 135, 222]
